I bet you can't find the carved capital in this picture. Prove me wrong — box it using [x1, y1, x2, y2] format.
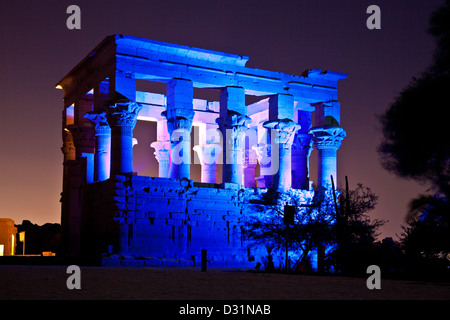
[67, 124, 95, 151]
[105, 99, 142, 129]
[263, 119, 300, 147]
[162, 109, 194, 135]
[84, 111, 111, 136]
[309, 126, 346, 150]
[217, 111, 252, 150]
[292, 133, 313, 154]
[61, 139, 75, 156]
[216, 110, 252, 130]
[167, 116, 194, 134]
[150, 141, 170, 162]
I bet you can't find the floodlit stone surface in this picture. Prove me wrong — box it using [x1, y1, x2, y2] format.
[56, 35, 347, 267]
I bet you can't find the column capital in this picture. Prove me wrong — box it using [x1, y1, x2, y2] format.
[292, 133, 313, 153]
[66, 124, 95, 152]
[61, 139, 76, 157]
[216, 110, 252, 130]
[84, 111, 111, 136]
[150, 141, 170, 162]
[105, 99, 142, 129]
[216, 111, 252, 150]
[309, 126, 346, 150]
[263, 119, 300, 147]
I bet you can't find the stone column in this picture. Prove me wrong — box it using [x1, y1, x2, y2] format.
[61, 130, 76, 163]
[163, 78, 194, 180]
[165, 116, 194, 179]
[291, 133, 313, 189]
[263, 120, 300, 190]
[150, 141, 170, 178]
[309, 126, 346, 189]
[105, 99, 142, 176]
[193, 144, 221, 183]
[67, 124, 95, 183]
[253, 143, 273, 188]
[217, 86, 251, 186]
[263, 94, 299, 191]
[84, 111, 111, 182]
[217, 113, 251, 185]
[243, 148, 257, 188]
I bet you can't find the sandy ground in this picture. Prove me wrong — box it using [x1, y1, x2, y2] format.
[0, 265, 448, 300]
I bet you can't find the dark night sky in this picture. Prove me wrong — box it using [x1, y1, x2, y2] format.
[0, 0, 443, 239]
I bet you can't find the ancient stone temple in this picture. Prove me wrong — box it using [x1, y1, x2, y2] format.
[56, 35, 346, 267]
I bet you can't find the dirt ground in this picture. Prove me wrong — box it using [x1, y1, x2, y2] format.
[0, 265, 448, 300]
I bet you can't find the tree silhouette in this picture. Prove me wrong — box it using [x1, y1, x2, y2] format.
[244, 188, 335, 272]
[245, 183, 383, 274]
[378, 0, 450, 279]
[334, 183, 385, 275]
[400, 192, 450, 278]
[378, 0, 450, 192]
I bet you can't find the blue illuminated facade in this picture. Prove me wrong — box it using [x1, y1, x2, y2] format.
[57, 35, 346, 268]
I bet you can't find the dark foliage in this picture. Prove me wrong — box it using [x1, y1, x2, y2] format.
[399, 193, 450, 280]
[333, 184, 386, 275]
[378, 1, 450, 281]
[378, 0, 450, 192]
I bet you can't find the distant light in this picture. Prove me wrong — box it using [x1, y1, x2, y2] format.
[56, 84, 63, 89]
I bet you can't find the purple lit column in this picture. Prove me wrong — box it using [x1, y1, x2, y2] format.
[150, 141, 170, 178]
[105, 99, 142, 176]
[263, 94, 300, 191]
[217, 86, 251, 185]
[163, 78, 194, 180]
[309, 126, 346, 189]
[84, 111, 111, 182]
[194, 144, 220, 183]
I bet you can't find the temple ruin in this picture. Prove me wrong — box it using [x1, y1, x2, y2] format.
[56, 35, 346, 267]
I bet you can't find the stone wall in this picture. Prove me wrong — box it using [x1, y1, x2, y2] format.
[82, 175, 256, 267]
